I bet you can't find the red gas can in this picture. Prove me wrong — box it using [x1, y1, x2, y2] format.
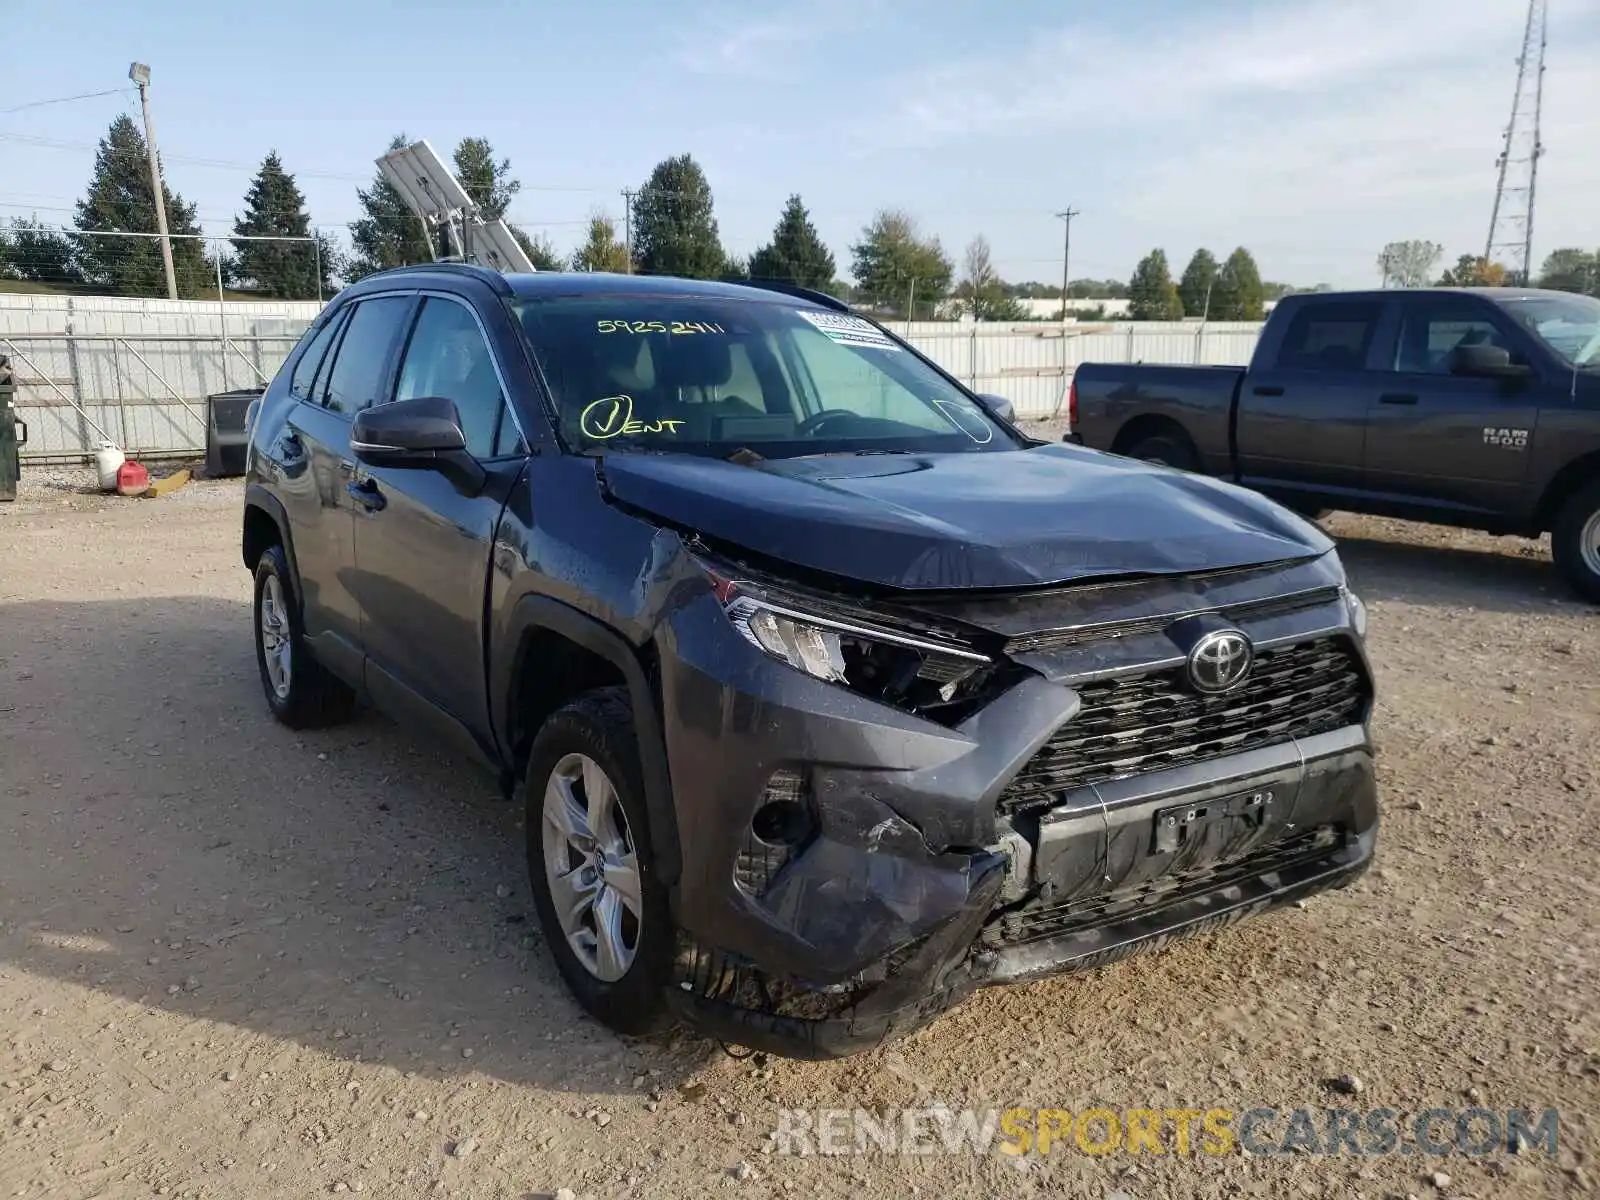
[115, 460, 150, 497]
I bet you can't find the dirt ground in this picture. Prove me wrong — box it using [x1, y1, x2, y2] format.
[1, 464, 1596, 1200]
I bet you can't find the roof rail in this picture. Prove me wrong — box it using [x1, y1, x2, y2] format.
[359, 260, 514, 296]
[737, 279, 851, 313]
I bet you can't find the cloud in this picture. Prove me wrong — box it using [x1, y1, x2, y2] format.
[673, 1, 887, 79]
[856, 0, 1600, 284]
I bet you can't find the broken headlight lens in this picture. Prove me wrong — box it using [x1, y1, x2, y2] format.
[711, 574, 993, 711]
[1343, 586, 1368, 638]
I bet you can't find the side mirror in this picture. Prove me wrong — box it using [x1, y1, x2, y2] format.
[352, 396, 467, 464]
[1448, 343, 1529, 379]
[351, 396, 485, 493]
[974, 392, 1016, 424]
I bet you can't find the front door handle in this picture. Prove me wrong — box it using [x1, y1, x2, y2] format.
[346, 476, 386, 513]
[1379, 393, 1418, 406]
[1252, 385, 1284, 397]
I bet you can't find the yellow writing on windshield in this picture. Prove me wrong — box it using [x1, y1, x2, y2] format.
[596, 319, 725, 335]
[579, 394, 686, 440]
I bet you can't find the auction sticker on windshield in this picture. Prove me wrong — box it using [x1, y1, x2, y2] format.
[796, 310, 901, 351]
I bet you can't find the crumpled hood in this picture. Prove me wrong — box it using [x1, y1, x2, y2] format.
[599, 442, 1334, 590]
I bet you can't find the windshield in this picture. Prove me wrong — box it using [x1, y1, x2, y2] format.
[509, 294, 1017, 457]
[1496, 292, 1600, 367]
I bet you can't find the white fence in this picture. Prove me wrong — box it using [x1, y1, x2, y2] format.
[1, 294, 1266, 461]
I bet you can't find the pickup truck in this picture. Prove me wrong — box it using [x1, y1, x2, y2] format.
[1071, 288, 1600, 601]
[242, 264, 1377, 1058]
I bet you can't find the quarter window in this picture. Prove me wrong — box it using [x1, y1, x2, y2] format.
[288, 313, 342, 401]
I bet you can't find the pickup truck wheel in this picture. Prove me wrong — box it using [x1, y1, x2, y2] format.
[252, 545, 357, 729]
[1125, 434, 1200, 472]
[525, 686, 674, 1036]
[1552, 481, 1600, 604]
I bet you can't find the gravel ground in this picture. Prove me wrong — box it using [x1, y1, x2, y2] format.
[0, 463, 1596, 1199]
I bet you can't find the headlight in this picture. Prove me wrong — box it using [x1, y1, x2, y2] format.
[705, 565, 995, 712]
[1343, 586, 1368, 638]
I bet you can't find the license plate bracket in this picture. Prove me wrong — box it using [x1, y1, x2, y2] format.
[1151, 787, 1275, 855]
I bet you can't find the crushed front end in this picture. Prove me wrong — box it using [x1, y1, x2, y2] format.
[654, 550, 1377, 1059]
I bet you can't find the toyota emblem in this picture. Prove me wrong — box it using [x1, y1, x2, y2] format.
[1186, 629, 1254, 694]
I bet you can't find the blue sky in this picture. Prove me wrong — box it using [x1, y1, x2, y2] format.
[4, 0, 1597, 288]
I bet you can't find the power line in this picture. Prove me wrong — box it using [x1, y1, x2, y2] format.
[0, 87, 132, 115]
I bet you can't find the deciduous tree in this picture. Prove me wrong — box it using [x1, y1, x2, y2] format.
[1377, 240, 1443, 288]
[848, 209, 952, 319]
[952, 234, 1026, 320]
[1178, 249, 1218, 317]
[1128, 249, 1183, 320]
[1537, 248, 1599, 296]
[1209, 247, 1266, 320]
[570, 215, 630, 273]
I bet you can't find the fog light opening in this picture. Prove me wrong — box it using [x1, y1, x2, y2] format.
[750, 799, 807, 846]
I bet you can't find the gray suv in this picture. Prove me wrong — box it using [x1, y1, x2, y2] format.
[241, 264, 1378, 1058]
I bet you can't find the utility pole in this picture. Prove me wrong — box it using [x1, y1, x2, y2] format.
[128, 62, 177, 301]
[1054, 208, 1079, 320]
[621, 188, 636, 274]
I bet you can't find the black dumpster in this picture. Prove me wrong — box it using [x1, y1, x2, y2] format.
[0, 354, 24, 503]
[205, 387, 263, 479]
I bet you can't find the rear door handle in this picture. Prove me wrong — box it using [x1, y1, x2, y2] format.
[1379, 393, 1418, 405]
[278, 432, 306, 461]
[346, 476, 386, 513]
[1252, 385, 1284, 397]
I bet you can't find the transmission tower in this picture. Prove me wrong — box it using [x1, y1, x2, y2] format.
[1484, 0, 1548, 284]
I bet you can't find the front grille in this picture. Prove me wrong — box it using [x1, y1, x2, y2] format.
[986, 826, 1340, 947]
[1006, 587, 1341, 655]
[998, 637, 1367, 814]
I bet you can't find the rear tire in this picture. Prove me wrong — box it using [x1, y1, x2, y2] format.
[1124, 434, 1200, 472]
[1552, 480, 1600, 604]
[525, 686, 674, 1036]
[252, 545, 357, 729]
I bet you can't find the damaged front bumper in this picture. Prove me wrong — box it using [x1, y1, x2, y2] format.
[653, 581, 1378, 1060]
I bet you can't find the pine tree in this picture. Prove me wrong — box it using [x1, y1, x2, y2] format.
[1209, 247, 1266, 319]
[632, 155, 724, 279]
[1178, 249, 1219, 317]
[231, 151, 339, 298]
[1128, 249, 1183, 320]
[73, 114, 209, 297]
[348, 134, 433, 281]
[748, 195, 835, 289]
[570, 215, 630, 273]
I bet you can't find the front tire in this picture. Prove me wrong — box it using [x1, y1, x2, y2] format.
[525, 686, 674, 1036]
[1552, 480, 1600, 604]
[252, 545, 357, 728]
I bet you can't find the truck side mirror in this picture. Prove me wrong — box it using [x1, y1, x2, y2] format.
[1448, 343, 1530, 379]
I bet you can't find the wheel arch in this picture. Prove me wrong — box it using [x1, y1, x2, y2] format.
[242, 486, 303, 605]
[1532, 450, 1600, 534]
[1109, 413, 1199, 458]
[494, 595, 681, 887]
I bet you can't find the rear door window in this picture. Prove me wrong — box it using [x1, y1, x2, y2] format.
[1274, 301, 1384, 372]
[320, 296, 413, 416]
